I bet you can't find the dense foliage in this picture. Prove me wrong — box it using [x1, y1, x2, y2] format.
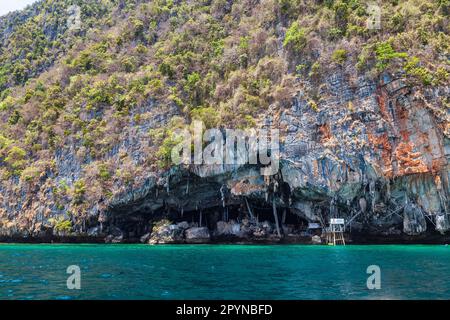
[0, 0, 448, 224]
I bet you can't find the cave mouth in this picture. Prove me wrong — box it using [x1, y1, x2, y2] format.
[108, 199, 311, 242]
[109, 210, 154, 242]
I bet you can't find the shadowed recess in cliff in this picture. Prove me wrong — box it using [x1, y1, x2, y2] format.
[103, 165, 314, 243]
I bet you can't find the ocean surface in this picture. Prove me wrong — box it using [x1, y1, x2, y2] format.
[0, 244, 449, 300]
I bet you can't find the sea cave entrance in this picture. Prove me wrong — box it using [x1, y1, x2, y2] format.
[107, 197, 311, 242]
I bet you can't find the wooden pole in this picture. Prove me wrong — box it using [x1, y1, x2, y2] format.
[245, 197, 255, 220]
[332, 225, 336, 246]
[272, 198, 281, 238]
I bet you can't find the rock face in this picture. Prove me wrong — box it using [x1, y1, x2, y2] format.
[0, 71, 448, 243]
[436, 214, 450, 235]
[104, 226, 124, 243]
[143, 218, 303, 244]
[133, 75, 447, 243]
[148, 221, 187, 244]
[216, 221, 242, 237]
[311, 235, 322, 244]
[214, 219, 281, 240]
[147, 222, 210, 244]
[403, 203, 427, 236]
[185, 227, 210, 244]
[87, 227, 102, 237]
[140, 233, 151, 244]
[125, 75, 447, 243]
[0, 2, 448, 244]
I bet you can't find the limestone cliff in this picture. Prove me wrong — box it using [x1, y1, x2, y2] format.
[0, 0, 448, 243]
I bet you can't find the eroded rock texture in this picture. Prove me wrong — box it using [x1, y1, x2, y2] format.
[276, 74, 449, 237]
[97, 73, 449, 243]
[0, 71, 448, 243]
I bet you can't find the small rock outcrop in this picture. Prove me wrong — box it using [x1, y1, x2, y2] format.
[311, 235, 322, 244]
[403, 203, 427, 236]
[185, 227, 210, 243]
[148, 220, 186, 244]
[105, 226, 124, 243]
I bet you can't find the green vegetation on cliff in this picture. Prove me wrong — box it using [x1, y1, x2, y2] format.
[0, 0, 448, 230]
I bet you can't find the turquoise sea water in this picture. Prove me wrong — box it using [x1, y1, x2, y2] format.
[0, 244, 449, 300]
